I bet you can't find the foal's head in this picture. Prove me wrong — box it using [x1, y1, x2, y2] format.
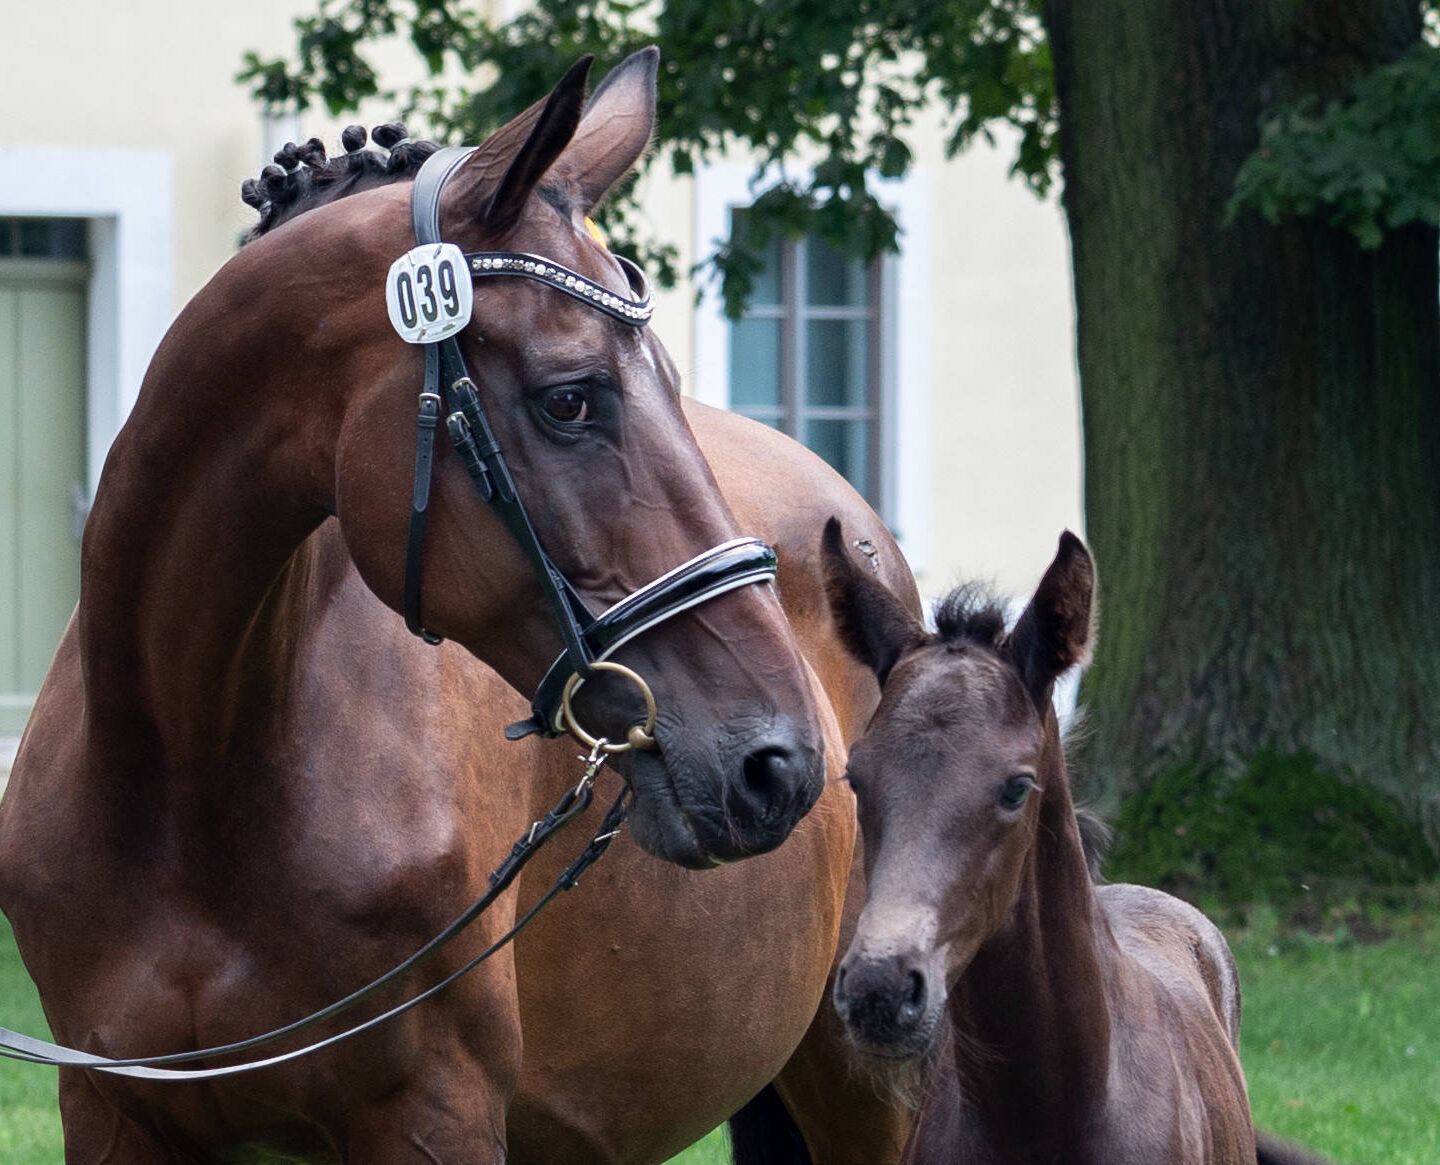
[229, 51, 824, 865]
[822, 521, 1095, 1058]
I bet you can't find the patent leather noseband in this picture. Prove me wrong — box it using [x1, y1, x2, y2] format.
[400, 147, 779, 741]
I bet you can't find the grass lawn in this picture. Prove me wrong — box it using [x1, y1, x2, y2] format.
[0, 918, 64, 1161]
[1229, 904, 1440, 1165]
[0, 909, 1432, 1163]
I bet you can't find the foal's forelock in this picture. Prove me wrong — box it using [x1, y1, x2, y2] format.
[932, 583, 1009, 651]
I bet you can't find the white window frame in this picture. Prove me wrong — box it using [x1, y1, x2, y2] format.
[0, 147, 174, 499]
[693, 163, 931, 572]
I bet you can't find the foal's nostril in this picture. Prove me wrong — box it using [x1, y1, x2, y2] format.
[834, 953, 934, 1054]
[897, 969, 926, 1028]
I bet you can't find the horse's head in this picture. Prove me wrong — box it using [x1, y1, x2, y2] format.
[266, 51, 823, 866]
[820, 521, 1095, 1058]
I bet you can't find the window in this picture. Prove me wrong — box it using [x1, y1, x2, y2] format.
[0, 218, 87, 261]
[726, 211, 882, 507]
[693, 164, 929, 570]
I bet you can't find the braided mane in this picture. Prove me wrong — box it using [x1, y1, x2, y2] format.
[241, 123, 442, 240]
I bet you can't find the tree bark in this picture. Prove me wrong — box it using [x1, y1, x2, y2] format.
[1043, 0, 1440, 848]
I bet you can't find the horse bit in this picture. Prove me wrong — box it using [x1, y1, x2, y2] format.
[0, 146, 781, 1079]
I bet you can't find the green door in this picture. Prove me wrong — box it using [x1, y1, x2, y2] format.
[0, 230, 88, 734]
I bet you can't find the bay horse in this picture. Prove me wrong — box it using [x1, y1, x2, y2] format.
[0, 50, 917, 1162]
[822, 523, 1261, 1163]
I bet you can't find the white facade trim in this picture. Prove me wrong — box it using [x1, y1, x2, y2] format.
[692, 163, 930, 571]
[0, 147, 173, 497]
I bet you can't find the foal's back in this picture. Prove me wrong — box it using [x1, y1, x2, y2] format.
[1100, 882, 1243, 1044]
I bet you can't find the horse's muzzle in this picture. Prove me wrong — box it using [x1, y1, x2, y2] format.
[624, 714, 823, 867]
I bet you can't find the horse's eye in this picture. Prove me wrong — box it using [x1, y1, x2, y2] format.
[541, 386, 590, 424]
[998, 774, 1037, 811]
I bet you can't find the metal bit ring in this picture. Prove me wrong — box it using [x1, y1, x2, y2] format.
[560, 661, 658, 753]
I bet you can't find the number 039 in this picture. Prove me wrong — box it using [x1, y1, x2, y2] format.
[386, 244, 474, 344]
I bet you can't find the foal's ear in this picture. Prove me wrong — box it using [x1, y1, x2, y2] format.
[821, 517, 927, 687]
[547, 46, 659, 214]
[1007, 531, 1096, 706]
[451, 54, 594, 238]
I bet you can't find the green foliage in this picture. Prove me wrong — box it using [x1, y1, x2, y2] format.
[237, 0, 1056, 312]
[1107, 750, 1439, 908]
[1229, 40, 1440, 248]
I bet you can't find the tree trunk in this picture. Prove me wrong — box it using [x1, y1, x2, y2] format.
[1043, 0, 1440, 848]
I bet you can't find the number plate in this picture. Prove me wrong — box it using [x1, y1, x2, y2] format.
[385, 243, 474, 344]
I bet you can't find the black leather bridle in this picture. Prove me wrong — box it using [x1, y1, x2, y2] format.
[399, 146, 779, 742]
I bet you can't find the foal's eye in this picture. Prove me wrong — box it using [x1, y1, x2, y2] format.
[540, 386, 590, 424]
[998, 774, 1038, 811]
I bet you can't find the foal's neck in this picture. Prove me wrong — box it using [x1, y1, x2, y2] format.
[948, 715, 1114, 1150]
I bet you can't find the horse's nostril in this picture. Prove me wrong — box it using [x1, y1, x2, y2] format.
[700, 721, 822, 858]
[741, 745, 793, 797]
[906, 968, 925, 1006]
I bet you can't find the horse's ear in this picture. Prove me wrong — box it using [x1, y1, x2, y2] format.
[547, 46, 659, 214]
[1007, 531, 1096, 706]
[821, 517, 926, 687]
[449, 54, 593, 238]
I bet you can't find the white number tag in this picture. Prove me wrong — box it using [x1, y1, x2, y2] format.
[385, 243, 474, 344]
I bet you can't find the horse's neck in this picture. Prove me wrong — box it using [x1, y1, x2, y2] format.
[947, 729, 1115, 1149]
[78, 279, 336, 775]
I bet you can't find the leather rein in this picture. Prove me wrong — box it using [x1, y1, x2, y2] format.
[0, 148, 780, 1079]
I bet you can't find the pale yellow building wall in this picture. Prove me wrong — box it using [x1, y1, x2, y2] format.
[4, 0, 1081, 605]
[913, 130, 1084, 602]
[671, 122, 1083, 604]
[0, 0, 462, 313]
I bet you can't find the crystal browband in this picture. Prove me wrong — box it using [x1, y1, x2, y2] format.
[466, 251, 655, 326]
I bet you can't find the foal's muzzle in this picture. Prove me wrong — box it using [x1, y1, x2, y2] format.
[833, 949, 941, 1060]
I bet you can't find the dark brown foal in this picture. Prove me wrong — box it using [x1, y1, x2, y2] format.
[823, 523, 1258, 1164]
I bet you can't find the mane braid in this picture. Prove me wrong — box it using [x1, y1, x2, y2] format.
[932, 581, 1008, 649]
[241, 124, 443, 241]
